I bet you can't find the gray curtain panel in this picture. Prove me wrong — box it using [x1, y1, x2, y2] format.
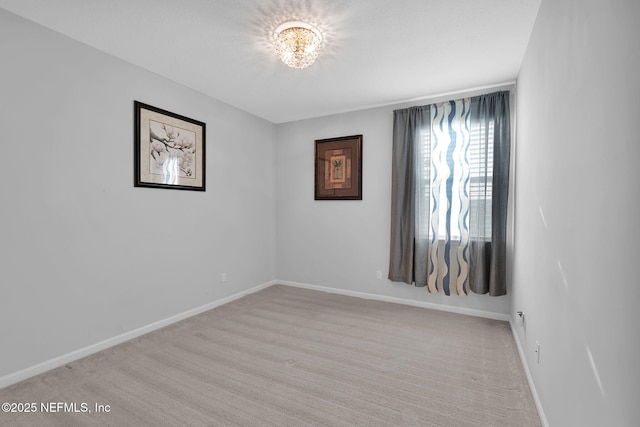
[469, 91, 511, 295]
[388, 105, 430, 285]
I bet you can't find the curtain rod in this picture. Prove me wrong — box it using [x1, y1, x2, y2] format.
[393, 81, 515, 110]
[307, 81, 515, 121]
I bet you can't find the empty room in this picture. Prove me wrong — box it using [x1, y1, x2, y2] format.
[0, 1, 638, 426]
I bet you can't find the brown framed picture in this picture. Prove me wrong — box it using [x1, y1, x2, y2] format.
[314, 135, 362, 200]
[134, 101, 206, 191]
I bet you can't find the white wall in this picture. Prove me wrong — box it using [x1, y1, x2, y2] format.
[0, 10, 276, 379]
[276, 91, 512, 316]
[512, 0, 640, 425]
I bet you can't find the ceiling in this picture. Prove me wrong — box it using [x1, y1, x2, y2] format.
[0, 0, 541, 124]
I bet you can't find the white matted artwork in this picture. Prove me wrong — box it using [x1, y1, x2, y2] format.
[134, 101, 206, 191]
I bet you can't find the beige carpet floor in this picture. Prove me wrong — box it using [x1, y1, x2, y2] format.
[0, 285, 541, 426]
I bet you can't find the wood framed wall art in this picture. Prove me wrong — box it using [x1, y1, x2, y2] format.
[134, 101, 206, 191]
[314, 135, 362, 200]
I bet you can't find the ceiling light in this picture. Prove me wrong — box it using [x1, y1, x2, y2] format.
[273, 21, 323, 69]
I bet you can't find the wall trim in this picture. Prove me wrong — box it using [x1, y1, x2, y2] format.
[277, 280, 511, 322]
[509, 318, 549, 427]
[0, 280, 277, 389]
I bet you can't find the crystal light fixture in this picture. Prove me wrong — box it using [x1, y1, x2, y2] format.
[273, 21, 323, 69]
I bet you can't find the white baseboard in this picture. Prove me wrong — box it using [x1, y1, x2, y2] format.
[277, 280, 511, 322]
[509, 319, 549, 427]
[0, 280, 277, 389]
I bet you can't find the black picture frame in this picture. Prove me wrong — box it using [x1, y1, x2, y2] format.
[134, 101, 206, 191]
[314, 135, 363, 200]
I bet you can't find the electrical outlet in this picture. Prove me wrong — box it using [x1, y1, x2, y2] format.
[221, 273, 227, 282]
[376, 271, 383, 279]
[517, 311, 525, 326]
[535, 341, 540, 364]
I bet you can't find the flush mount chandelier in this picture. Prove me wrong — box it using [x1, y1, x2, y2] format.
[273, 21, 324, 69]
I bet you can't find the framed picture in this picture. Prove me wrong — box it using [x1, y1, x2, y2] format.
[134, 101, 206, 191]
[314, 135, 362, 200]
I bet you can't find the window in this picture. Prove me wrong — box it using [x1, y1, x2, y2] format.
[417, 99, 494, 242]
[389, 90, 510, 296]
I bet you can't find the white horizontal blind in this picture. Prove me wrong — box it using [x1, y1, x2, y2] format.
[469, 122, 494, 241]
[420, 106, 494, 241]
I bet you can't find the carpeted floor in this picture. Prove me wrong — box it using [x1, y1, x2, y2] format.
[0, 285, 541, 426]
